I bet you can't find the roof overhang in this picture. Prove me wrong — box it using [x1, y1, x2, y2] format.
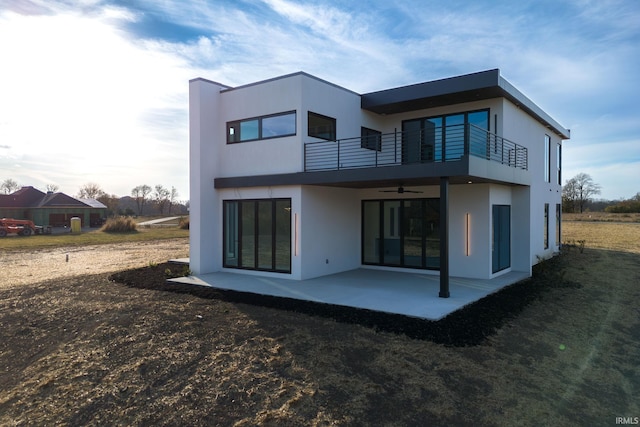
[361, 69, 570, 139]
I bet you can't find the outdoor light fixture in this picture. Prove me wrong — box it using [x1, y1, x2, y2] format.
[465, 213, 471, 256]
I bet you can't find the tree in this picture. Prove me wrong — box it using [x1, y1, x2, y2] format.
[154, 185, 170, 215]
[1, 178, 20, 194]
[563, 173, 601, 213]
[46, 184, 59, 193]
[78, 182, 106, 199]
[97, 193, 120, 217]
[131, 185, 152, 216]
[168, 186, 179, 215]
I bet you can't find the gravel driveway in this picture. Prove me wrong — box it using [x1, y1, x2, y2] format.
[0, 239, 189, 289]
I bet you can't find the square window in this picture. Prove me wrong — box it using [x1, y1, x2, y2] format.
[361, 127, 381, 151]
[308, 112, 336, 140]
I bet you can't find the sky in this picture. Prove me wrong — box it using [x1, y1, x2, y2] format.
[0, 0, 639, 201]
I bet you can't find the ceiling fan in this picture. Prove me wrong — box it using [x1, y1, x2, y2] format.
[379, 185, 423, 194]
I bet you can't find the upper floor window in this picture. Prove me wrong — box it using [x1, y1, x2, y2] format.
[361, 127, 382, 151]
[544, 134, 551, 182]
[227, 111, 296, 143]
[308, 112, 336, 140]
[556, 142, 562, 185]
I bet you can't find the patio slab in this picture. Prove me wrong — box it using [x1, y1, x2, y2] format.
[168, 267, 530, 321]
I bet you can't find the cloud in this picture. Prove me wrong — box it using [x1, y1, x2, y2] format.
[0, 6, 191, 196]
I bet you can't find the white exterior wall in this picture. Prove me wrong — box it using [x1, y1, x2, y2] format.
[449, 184, 492, 279]
[502, 100, 562, 264]
[299, 186, 360, 279]
[189, 79, 225, 275]
[217, 75, 304, 177]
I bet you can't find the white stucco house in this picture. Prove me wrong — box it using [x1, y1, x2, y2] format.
[189, 69, 569, 298]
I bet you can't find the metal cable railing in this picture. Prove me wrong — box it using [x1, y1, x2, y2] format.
[304, 124, 527, 171]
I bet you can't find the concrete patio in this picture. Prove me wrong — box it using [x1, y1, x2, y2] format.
[167, 265, 530, 321]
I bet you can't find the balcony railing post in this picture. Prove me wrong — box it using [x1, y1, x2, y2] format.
[464, 123, 469, 156]
[394, 128, 398, 164]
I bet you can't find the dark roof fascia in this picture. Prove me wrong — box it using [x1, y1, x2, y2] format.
[361, 69, 570, 139]
[218, 71, 360, 96]
[215, 160, 475, 189]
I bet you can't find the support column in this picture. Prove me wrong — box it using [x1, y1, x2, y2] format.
[439, 177, 450, 298]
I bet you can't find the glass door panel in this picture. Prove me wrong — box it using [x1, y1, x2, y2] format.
[492, 205, 511, 273]
[275, 200, 291, 272]
[403, 200, 424, 267]
[402, 120, 423, 164]
[257, 201, 273, 270]
[362, 201, 380, 264]
[224, 201, 239, 267]
[444, 114, 465, 160]
[382, 200, 401, 265]
[241, 201, 256, 268]
[424, 199, 440, 269]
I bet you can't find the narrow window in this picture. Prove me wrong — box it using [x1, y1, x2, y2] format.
[544, 203, 550, 249]
[556, 142, 562, 185]
[555, 203, 561, 246]
[544, 135, 551, 183]
[308, 112, 336, 140]
[361, 127, 381, 151]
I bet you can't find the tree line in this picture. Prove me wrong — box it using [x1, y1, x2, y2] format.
[1, 179, 187, 217]
[562, 173, 639, 213]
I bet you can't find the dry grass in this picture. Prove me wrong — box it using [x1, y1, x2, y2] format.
[0, 222, 639, 425]
[0, 227, 189, 251]
[563, 212, 640, 222]
[563, 221, 640, 254]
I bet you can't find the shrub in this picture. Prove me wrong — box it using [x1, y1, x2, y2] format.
[101, 216, 138, 233]
[179, 217, 189, 230]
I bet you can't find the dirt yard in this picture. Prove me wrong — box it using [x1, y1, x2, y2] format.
[1, 236, 639, 425]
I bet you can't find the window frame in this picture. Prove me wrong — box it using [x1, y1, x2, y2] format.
[308, 111, 336, 141]
[361, 127, 382, 151]
[556, 142, 562, 185]
[544, 203, 550, 249]
[555, 203, 561, 247]
[227, 110, 296, 144]
[222, 198, 292, 273]
[544, 134, 551, 183]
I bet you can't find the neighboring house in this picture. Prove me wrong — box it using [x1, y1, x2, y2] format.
[189, 69, 568, 297]
[0, 186, 107, 227]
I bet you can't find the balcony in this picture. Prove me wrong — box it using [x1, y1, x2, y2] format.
[304, 124, 527, 172]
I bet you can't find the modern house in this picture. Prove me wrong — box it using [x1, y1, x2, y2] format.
[189, 69, 568, 299]
[0, 186, 107, 227]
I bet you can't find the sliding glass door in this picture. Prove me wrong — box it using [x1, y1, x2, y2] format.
[362, 198, 440, 270]
[223, 199, 291, 273]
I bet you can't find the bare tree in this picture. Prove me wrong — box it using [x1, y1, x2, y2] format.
[1, 178, 20, 194]
[78, 182, 106, 199]
[154, 185, 170, 215]
[563, 173, 601, 213]
[131, 184, 152, 216]
[46, 184, 59, 193]
[97, 193, 120, 217]
[168, 186, 179, 215]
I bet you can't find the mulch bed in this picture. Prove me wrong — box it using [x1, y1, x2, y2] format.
[109, 256, 579, 347]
